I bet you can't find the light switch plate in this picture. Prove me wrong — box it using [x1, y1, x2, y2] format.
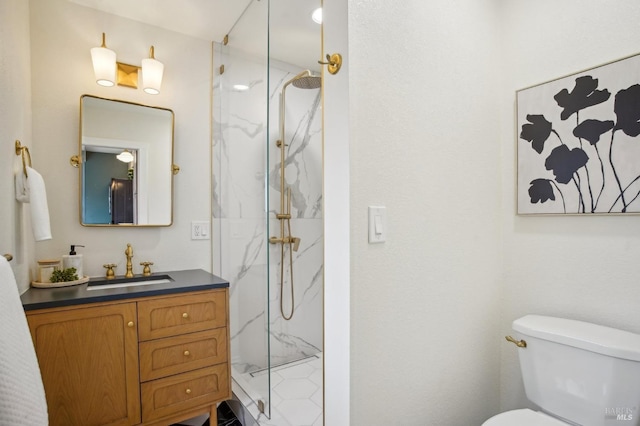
[368, 206, 386, 243]
[191, 221, 210, 240]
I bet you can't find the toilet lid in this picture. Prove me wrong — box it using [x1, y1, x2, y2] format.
[483, 409, 570, 426]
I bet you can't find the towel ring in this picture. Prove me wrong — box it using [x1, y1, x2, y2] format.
[15, 140, 32, 178]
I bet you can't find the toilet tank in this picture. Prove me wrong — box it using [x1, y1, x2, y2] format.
[513, 315, 640, 426]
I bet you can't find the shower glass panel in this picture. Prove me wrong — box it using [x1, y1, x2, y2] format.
[214, 0, 323, 422]
[267, 0, 324, 383]
[213, 0, 272, 416]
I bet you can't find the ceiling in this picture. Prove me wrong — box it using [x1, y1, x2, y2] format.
[69, 0, 322, 70]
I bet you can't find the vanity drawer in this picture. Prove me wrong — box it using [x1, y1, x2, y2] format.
[140, 364, 229, 422]
[138, 290, 227, 341]
[139, 328, 228, 382]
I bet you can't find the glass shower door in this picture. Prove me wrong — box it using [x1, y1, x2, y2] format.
[213, 0, 323, 423]
[266, 0, 324, 424]
[213, 0, 273, 418]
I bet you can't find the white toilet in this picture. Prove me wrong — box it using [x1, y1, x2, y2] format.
[484, 314, 640, 426]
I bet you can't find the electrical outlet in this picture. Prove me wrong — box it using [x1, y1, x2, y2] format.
[191, 221, 210, 240]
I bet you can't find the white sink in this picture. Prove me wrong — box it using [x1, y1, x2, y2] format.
[87, 275, 173, 291]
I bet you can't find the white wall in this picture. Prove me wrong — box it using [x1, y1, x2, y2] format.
[347, 1, 503, 424]
[0, 0, 34, 293]
[28, 0, 212, 279]
[499, 0, 640, 411]
[323, 0, 351, 423]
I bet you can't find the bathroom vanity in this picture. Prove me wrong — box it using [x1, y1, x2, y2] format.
[20, 269, 230, 426]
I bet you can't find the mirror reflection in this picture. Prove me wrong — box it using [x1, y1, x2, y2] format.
[79, 95, 174, 226]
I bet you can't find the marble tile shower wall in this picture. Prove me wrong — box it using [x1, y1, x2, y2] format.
[213, 48, 323, 376]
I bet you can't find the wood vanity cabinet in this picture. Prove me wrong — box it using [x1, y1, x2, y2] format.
[27, 302, 140, 425]
[25, 288, 230, 426]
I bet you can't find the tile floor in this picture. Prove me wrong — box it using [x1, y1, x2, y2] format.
[232, 353, 323, 426]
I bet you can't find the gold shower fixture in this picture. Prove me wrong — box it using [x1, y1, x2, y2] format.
[269, 70, 321, 321]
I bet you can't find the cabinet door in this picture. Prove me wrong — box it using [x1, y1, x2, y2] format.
[27, 303, 141, 426]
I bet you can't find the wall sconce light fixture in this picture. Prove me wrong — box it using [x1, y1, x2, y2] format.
[90, 33, 116, 87]
[142, 47, 164, 95]
[91, 33, 164, 95]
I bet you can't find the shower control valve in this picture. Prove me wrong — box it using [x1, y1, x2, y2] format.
[269, 236, 301, 251]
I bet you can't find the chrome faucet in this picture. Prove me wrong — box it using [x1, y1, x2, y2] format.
[125, 243, 134, 278]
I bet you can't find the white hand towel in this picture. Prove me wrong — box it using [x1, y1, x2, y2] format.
[18, 166, 52, 242]
[14, 170, 29, 203]
[0, 257, 48, 425]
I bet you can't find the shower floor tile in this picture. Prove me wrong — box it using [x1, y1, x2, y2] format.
[233, 353, 323, 426]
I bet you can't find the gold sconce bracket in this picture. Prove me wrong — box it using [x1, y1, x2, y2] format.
[70, 155, 80, 168]
[117, 62, 140, 89]
[505, 335, 527, 348]
[318, 53, 342, 75]
[172, 164, 180, 175]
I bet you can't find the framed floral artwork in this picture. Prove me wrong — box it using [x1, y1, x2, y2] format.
[517, 52, 640, 214]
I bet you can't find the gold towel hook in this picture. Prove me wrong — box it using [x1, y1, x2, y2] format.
[3, 253, 13, 262]
[318, 53, 343, 75]
[15, 140, 32, 178]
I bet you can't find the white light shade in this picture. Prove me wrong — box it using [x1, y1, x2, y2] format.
[142, 46, 164, 95]
[117, 150, 134, 163]
[90, 46, 116, 87]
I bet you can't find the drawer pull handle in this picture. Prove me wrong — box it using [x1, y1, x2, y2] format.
[182, 312, 189, 319]
[184, 350, 190, 356]
[185, 388, 191, 395]
[127, 321, 134, 328]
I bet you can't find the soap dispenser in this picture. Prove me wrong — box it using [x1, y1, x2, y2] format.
[62, 245, 85, 279]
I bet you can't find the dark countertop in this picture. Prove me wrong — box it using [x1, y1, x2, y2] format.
[21, 269, 229, 311]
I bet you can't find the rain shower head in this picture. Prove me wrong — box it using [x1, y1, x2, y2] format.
[284, 70, 321, 91]
[291, 74, 321, 89]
